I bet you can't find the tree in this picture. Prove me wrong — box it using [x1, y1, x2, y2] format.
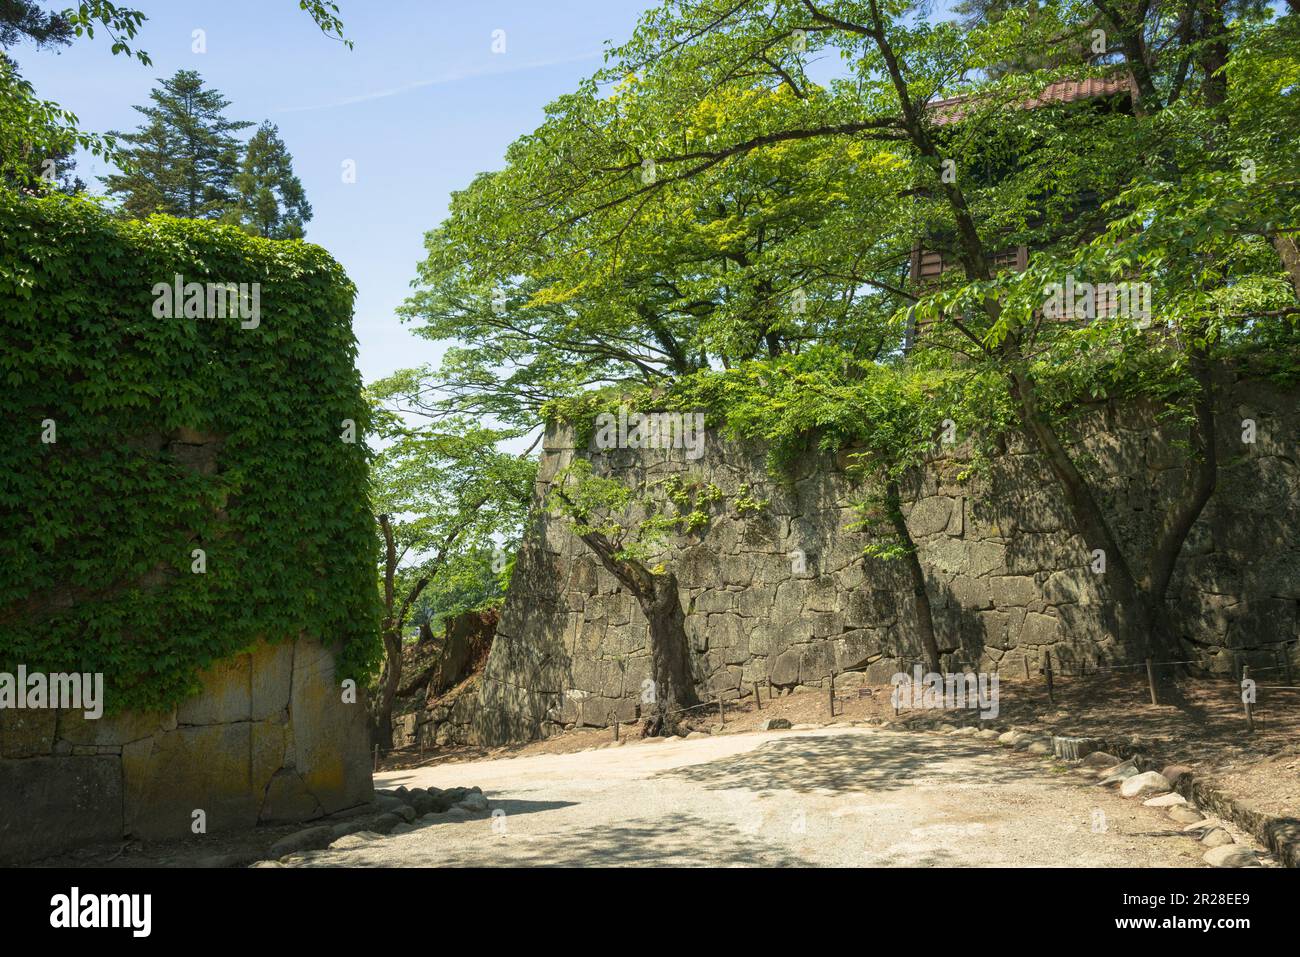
[2, 3, 351, 195]
[549, 458, 703, 735]
[367, 393, 537, 749]
[0, 6, 114, 190]
[407, 546, 505, 646]
[228, 121, 312, 239]
[441, 0, 1298, 697]
[102, 69, 251, 219]
[0, 55, 89, 193]
[0, 2, 73, 48]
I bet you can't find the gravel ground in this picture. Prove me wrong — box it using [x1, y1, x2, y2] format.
[295, 725, 1222, 867]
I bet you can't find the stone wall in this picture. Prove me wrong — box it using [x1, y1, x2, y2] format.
[0, 637, 372, 864]
[472, 376, 1300, 746]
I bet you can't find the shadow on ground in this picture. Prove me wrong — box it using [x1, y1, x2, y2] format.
[306, 811, 812, 867]
[655, 730, 1050, 795]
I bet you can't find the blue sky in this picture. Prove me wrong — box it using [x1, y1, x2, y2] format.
[14, 0, 652, 384]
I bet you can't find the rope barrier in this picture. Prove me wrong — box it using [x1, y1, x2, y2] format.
[373, 651, 1297, 761]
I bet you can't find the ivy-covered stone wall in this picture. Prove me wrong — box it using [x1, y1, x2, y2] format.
[0, 195, 379, 861]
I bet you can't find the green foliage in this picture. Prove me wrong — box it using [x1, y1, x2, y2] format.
[442, 0, 1298, 518]
[550, 459, 647, 560]
[0, 193, 379, 712]
[407, 544, 511, 635]
[550, 459, 728, 568]
[0, 54, 117, 191]
[732, 483, 768, 515]
[366, 391, 537, 632]
[660, 474, 723, 532]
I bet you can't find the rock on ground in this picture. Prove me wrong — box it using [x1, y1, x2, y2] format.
[329, 831, 382, 849]
[1204, 845, 1259, 868]
[1082, 751, 1121, 767]
[268, 825, 333, 859]
[1200, 828, 1235, 847]
[1120, 771, 1172, 799]
[1143, 792, 1187, 807]
[1168, 806, 1205, 824]
[1097, 762, 1140, 785]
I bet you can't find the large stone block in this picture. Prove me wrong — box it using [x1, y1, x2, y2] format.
[0, 707, 56, 758]
[0, 756, 123, 863]
[288, 638, 373, 816]
[907, 496, 954, 536]
[250, 640, 295, 720]
[1020, 612, 1062, 647]
[260, 768, 320, 823]
[949, 576, 993, 610]
[990, 575, 1039, 608]
[968, 541, 1008, 577]
[770, 649, 801, 686]
[122, 722, 257, 839]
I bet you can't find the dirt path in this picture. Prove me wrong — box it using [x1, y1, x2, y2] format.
[296, 725, 1220, 867]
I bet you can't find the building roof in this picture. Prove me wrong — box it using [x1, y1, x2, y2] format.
[928, 74, 1134, 126]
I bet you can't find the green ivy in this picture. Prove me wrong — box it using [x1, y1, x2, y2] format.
[0, 193, 381, 714]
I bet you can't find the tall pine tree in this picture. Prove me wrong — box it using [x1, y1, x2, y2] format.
[103, 69, 250, 219]
[228, 121, 312, 239]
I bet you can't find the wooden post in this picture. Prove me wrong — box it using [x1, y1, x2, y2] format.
[614, 715, 620, 742]
[754, 681, 762, 710]
[1145, 657, 1159, 706]
[1044, 651, 1054, 705]
[828, 671, 836, 717]
[718, 697, 725, 726]
[1023, 656, 1030, 680]
[1243, 665, 1255, 734]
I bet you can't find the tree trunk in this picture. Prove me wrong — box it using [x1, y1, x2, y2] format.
[576, 530, 699, 734]
[885, 479, 943, 674]
[1270, 232, 1300, 300]
[371, 626, 402, 750]
[1006, 369, 1166, 661]
[417, 620, 436, 646]
[372, 513, 429, 750]
[637, 569, 699, 735]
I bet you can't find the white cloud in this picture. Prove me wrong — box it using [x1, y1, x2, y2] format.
[277, 50, 603, 113]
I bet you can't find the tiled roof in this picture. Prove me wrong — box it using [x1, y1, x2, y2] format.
[928, 74, 1134, 126]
